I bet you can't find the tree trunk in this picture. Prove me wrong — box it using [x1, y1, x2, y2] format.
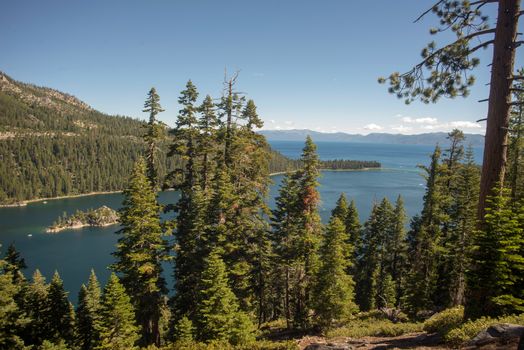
[478, 0, 519, 220]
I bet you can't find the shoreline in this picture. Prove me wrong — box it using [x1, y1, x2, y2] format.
[46, 221, 119, 234]
[0, 167, 382, 207]
[0, 190, 122, 208]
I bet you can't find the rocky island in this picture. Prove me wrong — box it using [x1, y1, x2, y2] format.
[46, 206, 119, 233]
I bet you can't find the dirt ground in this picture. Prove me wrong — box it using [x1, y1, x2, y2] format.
[297, 332, 522, 349]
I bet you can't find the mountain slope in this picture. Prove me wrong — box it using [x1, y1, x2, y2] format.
[0, 72, 296, 205]
[258, 129, 485, 146]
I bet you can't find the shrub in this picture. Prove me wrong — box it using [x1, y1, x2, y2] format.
[326, 315, 423, 338]
[423, 306, 464, 335]
[444, 313, 524, 345]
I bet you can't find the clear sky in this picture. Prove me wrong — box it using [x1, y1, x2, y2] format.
[1, 1, 519, 134]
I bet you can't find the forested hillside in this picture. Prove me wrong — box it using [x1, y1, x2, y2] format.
[0, 72, 380, 205]
[0, 74, 268, 204]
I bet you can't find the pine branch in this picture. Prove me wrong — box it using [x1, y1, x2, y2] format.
[414, 0, 445, 23]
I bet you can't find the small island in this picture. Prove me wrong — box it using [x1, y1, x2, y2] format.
[46, 206, 119, 233]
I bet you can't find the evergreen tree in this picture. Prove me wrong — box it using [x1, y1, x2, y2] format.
[404, 146, 445, 314]
[355, 198, 395, 310]
[142, 87, 165, 189]
[312, 217, 357, 330]
[466, 190, 524, 318]
[47, 272, 75, 346]
[389, 196, 408, 305]
[167, 81, 207, 322]
[173, 316, 194, 343]
[446, 147, 480, 307]
[197, 95, 220, 193]
[112, 157, 167, 346]
[75, 270, 101, 350]
[0, 257, 28, 350]
[293, 136, 322, 328]
[270, 173, 300, 328]
[331, 193, 349, 223]
[21, 270, 50, 346]
[196, 250, 255, 344]
[2, 243, 27, 283]
[380, 0, 522, 222]
[345, 199, 362, 275]
[95, 273, 139, 350]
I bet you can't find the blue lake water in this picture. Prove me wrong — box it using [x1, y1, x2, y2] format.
[0, 141, 483, 300]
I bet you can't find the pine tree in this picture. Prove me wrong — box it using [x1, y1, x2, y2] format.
[355, 198, 394, 310]
[173, 316, 194, 343]
[112, 158, 167, 346]
[21, 269, 50, 346]
[345, 199, 362, 275]
[95, 273, 139, 350]
[196, 250, 255, 344]
[2, 243, 27, 285]
[269, 137, 323, 329]
[75, 270, 101, 350]
[0, 257, 28, 350]
[197, 95, 221, 193]
[293, 136, 322, 328]
[466, 190, 524, 318]
[313, 216, 357, 330]
[390, 196, 408, 305]
[167, 81, 207, 321]
[331, 193, 349, 222]
[270, 173, 300, 328]
[47, 271, 75, 346]
[446, 147, 480, 307]
[142, 87, 165, 189]
[404, 146, 445, 314]
[380, 0, 522, 222]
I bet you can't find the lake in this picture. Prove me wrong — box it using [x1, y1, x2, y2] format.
[0, 141, 484, 300]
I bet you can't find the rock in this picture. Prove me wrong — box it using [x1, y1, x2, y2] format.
[469, 323, 524, 346]
[304, 344, 354, 350]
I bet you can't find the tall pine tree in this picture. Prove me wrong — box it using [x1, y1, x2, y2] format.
[313, 216, 357, 330]
[142, 87, 165, 189]
[112, 157, 167, 346]
[95, 273, 139, 350]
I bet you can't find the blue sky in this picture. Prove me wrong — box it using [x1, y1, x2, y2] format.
[1, 1, 518, 134]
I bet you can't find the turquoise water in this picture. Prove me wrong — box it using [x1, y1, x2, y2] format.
[0, 142, 484, 299]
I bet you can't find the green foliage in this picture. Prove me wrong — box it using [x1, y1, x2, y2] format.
[112, 158, 168, 346]
[142, 87, 165, 189]
[356, 197, 404, 311]
[196, 250, 255, 345]
[444, 313, 524, 345]
[39, 339, 70, 350]
[21, 270, 51, 346]
[95, 273, 139, 350]
[423, 306, 464, 335]
[75, 270, 101, 350]
[0, 259, 28, 350]
[466, 190, 524, 318]
[379, 1, 488, 104]
[172, 316, 194, 343]
[326, 313, 423, 338]
[313, 216, 357, 330]
[270, 137, 323, 329]
[47, 272, 75, 345]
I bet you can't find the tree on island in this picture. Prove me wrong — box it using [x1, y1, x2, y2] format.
[379, 0, 522, 224]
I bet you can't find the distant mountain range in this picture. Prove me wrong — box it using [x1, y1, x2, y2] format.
[258, 129, 485, 147]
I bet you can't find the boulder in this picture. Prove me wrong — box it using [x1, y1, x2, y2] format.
[469, 323, 524, 346]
